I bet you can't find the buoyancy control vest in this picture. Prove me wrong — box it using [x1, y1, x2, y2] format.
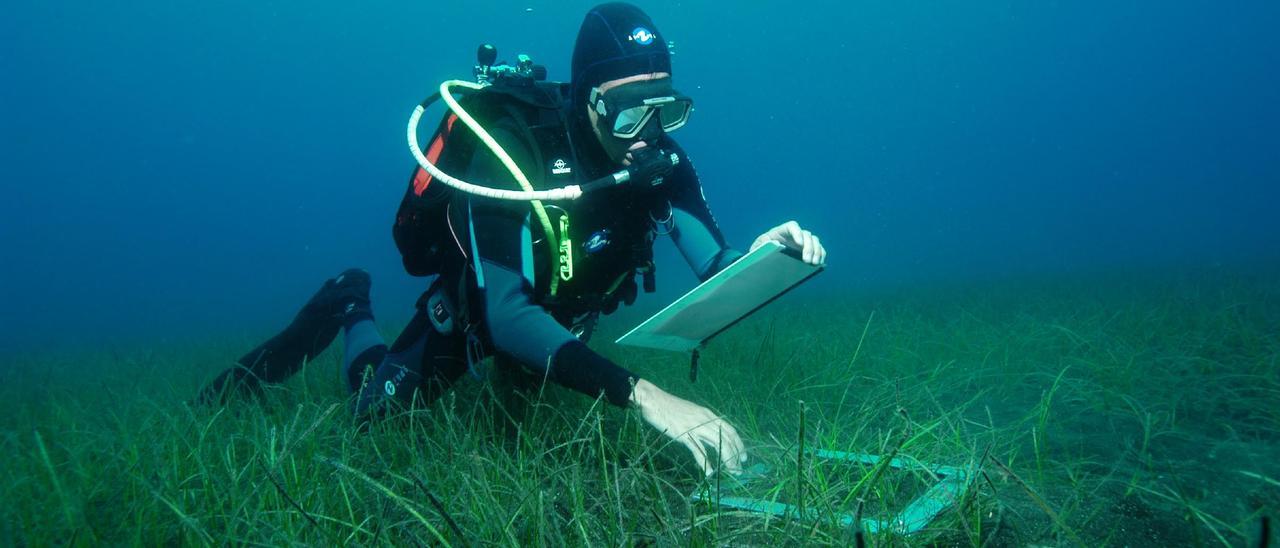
[392, 81, 658, 317]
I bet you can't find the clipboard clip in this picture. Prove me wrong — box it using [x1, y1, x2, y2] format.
[689, 347, 701, 383]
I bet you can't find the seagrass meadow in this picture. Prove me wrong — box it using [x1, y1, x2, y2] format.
[2, 268, 1277, 546]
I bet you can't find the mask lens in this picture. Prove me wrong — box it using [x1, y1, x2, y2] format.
[612, 106, 654, 138]
[657, 101, 692, 132]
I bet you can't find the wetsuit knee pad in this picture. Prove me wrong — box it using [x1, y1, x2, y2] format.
[355, 358, 426, 418]
[354, 312, 469, 419]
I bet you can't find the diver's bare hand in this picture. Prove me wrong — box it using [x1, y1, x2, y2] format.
[621, 140, 649, 166]
[630, 379, 747, 476]
[751, 220, 827, 265]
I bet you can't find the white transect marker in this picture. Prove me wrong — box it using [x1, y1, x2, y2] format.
[406, 79, 584, 202]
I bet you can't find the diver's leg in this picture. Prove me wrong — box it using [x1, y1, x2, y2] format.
[342, 318, 387, 394]
[197, 268, 373, 404]
[353, 310, 469, 419]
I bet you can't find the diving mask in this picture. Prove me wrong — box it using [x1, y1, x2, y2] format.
[589, 80, 693, 139]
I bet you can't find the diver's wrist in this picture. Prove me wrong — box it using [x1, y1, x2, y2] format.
[629, 378, 659, 408]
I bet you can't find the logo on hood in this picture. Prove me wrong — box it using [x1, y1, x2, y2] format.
[630, 27, 655, 46]
[551, 158, 572, 175]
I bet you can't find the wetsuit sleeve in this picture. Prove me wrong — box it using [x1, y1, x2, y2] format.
[463, 124, 638, 407]
[664, 140, 744, 282]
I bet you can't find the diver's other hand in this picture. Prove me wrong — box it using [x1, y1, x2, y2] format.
[630, 379, 747, 476]
[621, 140, 649, 166]
[751, 220, 827, 265]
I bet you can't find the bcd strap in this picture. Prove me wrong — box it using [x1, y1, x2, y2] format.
[460, 200, 489, 378]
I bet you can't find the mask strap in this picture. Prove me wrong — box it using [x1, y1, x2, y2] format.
[589, 87, 607, 116]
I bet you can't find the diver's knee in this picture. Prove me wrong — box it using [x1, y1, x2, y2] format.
[352, 361, 424, 419]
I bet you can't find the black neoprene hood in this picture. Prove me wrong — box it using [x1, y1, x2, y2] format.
[570, 3, 672, 110]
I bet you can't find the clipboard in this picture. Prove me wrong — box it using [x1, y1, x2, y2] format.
[615, 241, 823, 352]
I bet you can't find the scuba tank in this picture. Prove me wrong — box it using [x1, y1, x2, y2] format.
[393, 45, 558, 277]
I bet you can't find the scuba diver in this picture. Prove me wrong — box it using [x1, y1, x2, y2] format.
[197, 2, 826, 477]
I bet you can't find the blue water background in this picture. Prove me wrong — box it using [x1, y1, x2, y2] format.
[2, 1, 1278, 354]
